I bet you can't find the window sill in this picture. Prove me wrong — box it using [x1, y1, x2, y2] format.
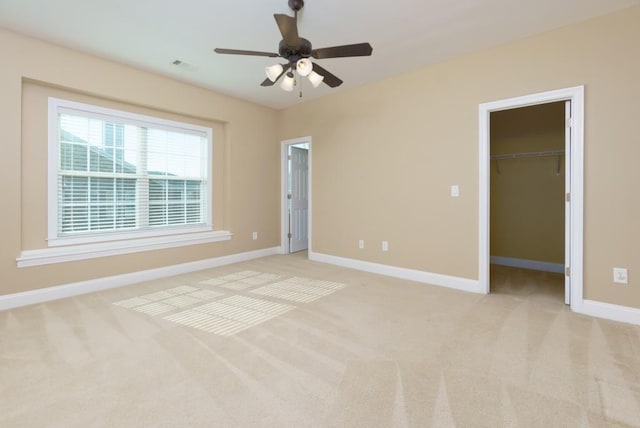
[16, 230, 232, 268]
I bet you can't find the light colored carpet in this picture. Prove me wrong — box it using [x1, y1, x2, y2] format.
[1, 253, 639, 427]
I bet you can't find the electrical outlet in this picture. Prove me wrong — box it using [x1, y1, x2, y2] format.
[382, 241, 389, 252]
[613, 267, 628, 284]
[358, 240, 364, 249]
[252, 232, 258, 240]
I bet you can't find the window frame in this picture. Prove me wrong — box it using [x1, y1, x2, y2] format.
[47, 97, 214, 247]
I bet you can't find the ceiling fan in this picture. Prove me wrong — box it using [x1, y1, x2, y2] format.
[214, 0, 373, 91]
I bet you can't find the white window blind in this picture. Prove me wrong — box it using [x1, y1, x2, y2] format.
[50, 98, 212, 244]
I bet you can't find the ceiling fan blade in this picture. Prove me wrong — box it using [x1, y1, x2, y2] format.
[312, 63, 343, 88]
[214, 48, 279, 58]
[260, 63, 291, 86]
[311, 43, 373, 59]
[274, 14, 299, 47]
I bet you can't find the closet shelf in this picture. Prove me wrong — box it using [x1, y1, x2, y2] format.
[491, 150, 565, 175]
[490, 150, 565, 160]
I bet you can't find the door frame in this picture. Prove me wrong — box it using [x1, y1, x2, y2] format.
[280, 136, 312, 254]
[478, 86, 584, 312]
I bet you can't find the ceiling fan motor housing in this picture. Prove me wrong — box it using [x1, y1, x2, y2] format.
[279, 38, 312, 63]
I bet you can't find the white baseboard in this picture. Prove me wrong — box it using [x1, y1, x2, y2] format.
[0, 246, 281, 312]
[7, 246, 637, 326]
[309, 251, 482, 294]
[580, 300, 640, 325]
[490, 256, 564, 273]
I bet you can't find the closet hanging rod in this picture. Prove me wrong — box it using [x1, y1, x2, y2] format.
[490, 150, 565, 160]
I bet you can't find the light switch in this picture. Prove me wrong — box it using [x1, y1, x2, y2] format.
[451, 185, 459, 197]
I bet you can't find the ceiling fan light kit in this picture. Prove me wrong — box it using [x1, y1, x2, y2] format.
[214, 0, 372, 93]
[296, 58, 313, 76]
[280, 72, 296, 91]
[265, 63, 284, 82]
[307, 70, 324, 88]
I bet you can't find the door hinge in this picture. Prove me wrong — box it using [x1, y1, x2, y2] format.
[565, 266, 571, 277]
[287, 194, 292, 199]
[287, 233, 292, 239]
[566, 117, 572, 128]
[566, 192, 571, 202]
[287, 155, 292, 160]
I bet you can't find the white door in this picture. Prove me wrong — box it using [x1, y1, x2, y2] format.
[564, 101, 572, 305]
[289, 146, 309, 252]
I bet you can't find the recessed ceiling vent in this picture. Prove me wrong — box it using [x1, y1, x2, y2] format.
[171, 59, 198, 71]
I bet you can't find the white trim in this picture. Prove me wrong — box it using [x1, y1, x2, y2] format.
[3, 246, 280, 311]
[479, 86, 584, 313]
[281, 136, 312, 255]
[479, 102, 490, 294]
[48, 98, 60, 240]
[310, 251, 482, 293]
[490, 256, 564, 274]
[564, 100, 572, 305]
[53, 98, 211, 137]
[580, 300, 640, 326]
[47, 225, 213, 247]
[17, 230, 232, 268]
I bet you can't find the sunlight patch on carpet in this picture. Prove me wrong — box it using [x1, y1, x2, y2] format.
[113, 271, 345, 336]
[112, 286, 224, 316]
[250, 277, 346, 303]
[163, 295, 295, 336]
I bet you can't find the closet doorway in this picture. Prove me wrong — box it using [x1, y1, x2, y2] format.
[490, 102, 567, 301]
[478, 86, 584, 310]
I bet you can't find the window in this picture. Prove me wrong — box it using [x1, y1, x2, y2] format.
[48, 98, 213, 246]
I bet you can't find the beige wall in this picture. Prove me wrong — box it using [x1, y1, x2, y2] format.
[280, 7, 640, 308]
[0, 28, 280, 296]
[490, 102, 565, 264]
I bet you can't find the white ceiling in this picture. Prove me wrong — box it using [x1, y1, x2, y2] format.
[1, 0, 638, 109]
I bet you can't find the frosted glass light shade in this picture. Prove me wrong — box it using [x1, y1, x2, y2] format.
[280, 73, 295, 91]
[265, 64, 283, 82]
[308, 70, 324, 88]
[296, 58, 313, 76]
